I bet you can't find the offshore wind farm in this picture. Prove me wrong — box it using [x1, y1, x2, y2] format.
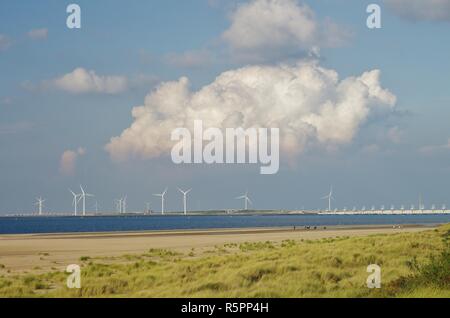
[2, 185, 449, 220]
[2, 182, 449, 237]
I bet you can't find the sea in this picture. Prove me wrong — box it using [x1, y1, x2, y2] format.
[0, 214, 449, 234]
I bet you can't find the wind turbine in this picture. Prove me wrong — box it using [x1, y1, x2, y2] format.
[35, 197, 45, 216]
[92, 201, 99, 214]
[122, 195, 127, 214]
[153, 188, 168, 215]
[79, 185, 94, 217]
[115, 198, 122, 213]
[178, 188, 192, 215]
[145, 202, 151, 214]
[236, 191, 252, 211]
[69, 189, 81, 216]
[321, 186, 334, 212]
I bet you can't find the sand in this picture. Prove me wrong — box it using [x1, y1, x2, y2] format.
[0, 225, 433, 273]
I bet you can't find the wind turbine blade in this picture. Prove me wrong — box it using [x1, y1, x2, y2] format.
[236, 196, 246, 200]
[247, 197, 253, 205]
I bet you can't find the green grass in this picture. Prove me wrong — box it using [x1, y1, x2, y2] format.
[0, 224, 449, 298]
[378, 227, 450, 297]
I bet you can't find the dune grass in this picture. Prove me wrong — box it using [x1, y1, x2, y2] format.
[0, 224, 449, 298]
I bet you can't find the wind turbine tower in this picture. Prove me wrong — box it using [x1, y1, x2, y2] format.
[69, 189, 80, 216]
[115, 198, 122, 213]
[79, 185, 94, 217]
[93, 201, 99, 214]
[122, 196, 127, 214]
[153, 188, 168, 215]
[321, 186, 334, 212]
[236, 191, 252, 211]
[178, 188, 192, 215]
[35, 197, 45, 216]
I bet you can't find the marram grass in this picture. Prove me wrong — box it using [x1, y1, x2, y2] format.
[0, 224, 449, 298]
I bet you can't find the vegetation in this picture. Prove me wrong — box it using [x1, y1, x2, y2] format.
[0, 225, 449, 298]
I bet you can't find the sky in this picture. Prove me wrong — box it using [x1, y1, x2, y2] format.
[1, 0, 450, 214]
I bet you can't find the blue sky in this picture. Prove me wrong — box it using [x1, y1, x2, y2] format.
[1, 0, 450, 214]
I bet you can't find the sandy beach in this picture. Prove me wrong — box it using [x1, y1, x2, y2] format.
[0, 225, 433, 273]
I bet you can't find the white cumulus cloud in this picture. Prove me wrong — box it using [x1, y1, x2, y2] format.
[105, 60, 396, 163]
[52, 68, 128, 94]
[385, 0, 450, 22]
[59, 147, 86, 176]
[222, 0, 351, 61]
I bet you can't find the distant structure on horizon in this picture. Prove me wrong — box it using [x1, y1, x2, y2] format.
[18, 186, 450, 217]
[236, 191, 252, 211]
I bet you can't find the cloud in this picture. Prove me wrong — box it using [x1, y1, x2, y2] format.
[0, 34, 11, 51]
[105, 60, 396, 163]
[27, 28, 48, 40]
[59, 147, 86, 176]
[164, 49, 214, 68]
[222, 0, 351, 61]
[129, 73, 160, 89]
[419, 139, 450, 154]
[52, 68, 128, 94]
[362, 144, 381, 154]
[387, 126, 404, 143]
[385, 0, 450, 22]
